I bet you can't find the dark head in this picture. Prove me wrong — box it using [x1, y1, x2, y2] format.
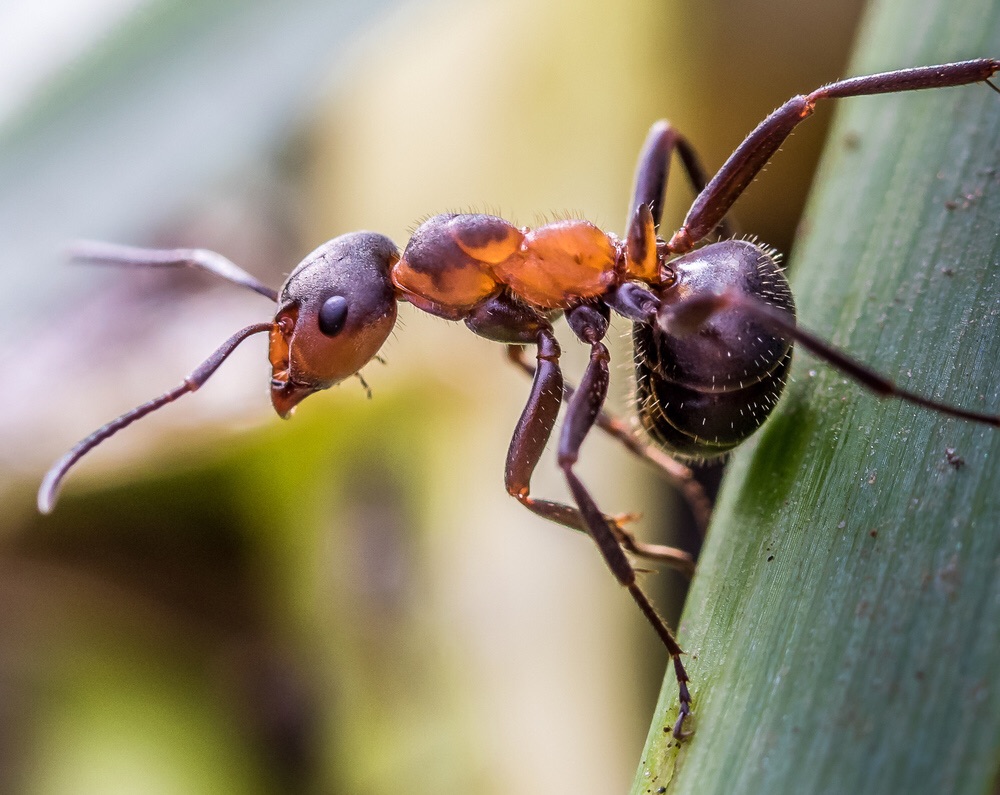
[269, 232, 400, 417]
[37, 232, 400, 514]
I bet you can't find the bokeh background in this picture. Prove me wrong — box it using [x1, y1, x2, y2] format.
[0, 0, 865, 792]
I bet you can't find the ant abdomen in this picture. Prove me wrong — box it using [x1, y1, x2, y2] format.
[634, 239, 796, 459]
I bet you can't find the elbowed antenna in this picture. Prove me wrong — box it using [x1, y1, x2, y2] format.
[37, 322, 273, 514]
[69, 240, 280, 302]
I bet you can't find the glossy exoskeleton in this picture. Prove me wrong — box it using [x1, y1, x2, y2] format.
[39, 59, 1000, 739]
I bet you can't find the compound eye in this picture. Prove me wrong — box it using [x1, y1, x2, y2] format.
[318, 295, 349, 337]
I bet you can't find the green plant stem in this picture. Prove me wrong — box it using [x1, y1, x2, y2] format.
[631, 0, 1000, 792]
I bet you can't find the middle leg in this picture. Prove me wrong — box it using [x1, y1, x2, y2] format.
[502, 307, 694, 735]
[628, 120, 737, 235]
[505, 343, 713, 537]
[557, 303, 692, 738]
[504, 329, 695, 575]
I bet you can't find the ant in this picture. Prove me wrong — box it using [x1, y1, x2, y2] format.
[38, 59, 1000, 740]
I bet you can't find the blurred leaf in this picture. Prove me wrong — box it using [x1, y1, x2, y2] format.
[0, 0, 402, 481]
[30, 653, 273, 795]
[632, 0, 1000, 792]
[0, 0, 395, 307]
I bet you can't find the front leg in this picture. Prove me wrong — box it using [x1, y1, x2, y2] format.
[504, 333, 694, 575]
[506, 344, 712, 538]
[462, 290, 691, 567]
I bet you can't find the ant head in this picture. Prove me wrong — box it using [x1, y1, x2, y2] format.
[269, 232, 399, 417]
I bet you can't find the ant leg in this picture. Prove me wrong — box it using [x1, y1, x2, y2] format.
[506, 344, 713, 536]
[558, 303, 692, 738]
[504, 332, 694, 576]
[667, 58, 1000, 253]
[461, 289, 693, 560]
[658, 291, 1000, 427]
[629, 120, 735, 236]
[70, 240, 279, 301]
[37, 322, 274, 514]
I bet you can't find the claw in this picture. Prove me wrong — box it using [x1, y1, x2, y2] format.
[612, 511, 643, 528]
[672, 679, 694, 740]
[672, 704, 693, 740]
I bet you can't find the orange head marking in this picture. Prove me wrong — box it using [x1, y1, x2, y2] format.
[269, 232, 399, 417]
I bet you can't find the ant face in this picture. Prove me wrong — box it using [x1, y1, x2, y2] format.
[268, 232, 399, 417]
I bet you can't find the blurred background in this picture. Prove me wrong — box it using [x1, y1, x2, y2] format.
[0, 0, 866, 792]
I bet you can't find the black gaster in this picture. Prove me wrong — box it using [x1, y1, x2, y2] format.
[634, 239, 796, 459]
